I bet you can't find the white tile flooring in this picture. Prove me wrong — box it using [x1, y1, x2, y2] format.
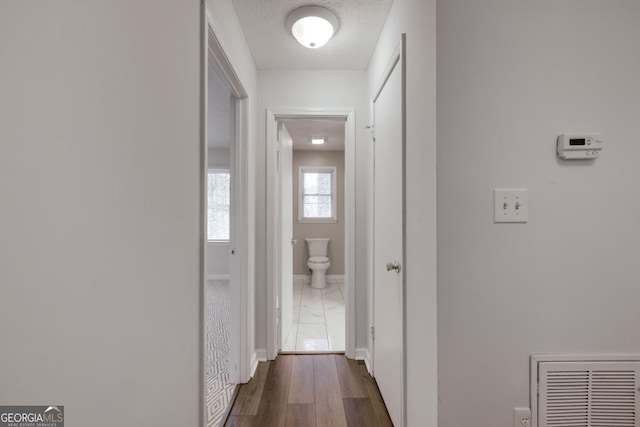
[282, 280, 345, 352]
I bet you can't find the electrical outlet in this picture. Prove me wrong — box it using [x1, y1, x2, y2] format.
[513, 407, 531, 427]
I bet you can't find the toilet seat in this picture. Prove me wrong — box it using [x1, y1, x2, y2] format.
[308, 256, 329, 264]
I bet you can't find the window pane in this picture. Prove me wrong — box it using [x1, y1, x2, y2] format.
[303, 173, 318, 194]
[316, 173, 331, 194]
[303, 172, 331, 195]
[303, 195, 332, 218]
[300, 167, 335, 220]
[208, 172, 230, 240]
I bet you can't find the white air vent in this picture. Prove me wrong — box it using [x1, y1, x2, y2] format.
[532, 357, 640, 427]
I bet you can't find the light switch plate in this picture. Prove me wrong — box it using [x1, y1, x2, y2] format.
[494, 189, 528, 223]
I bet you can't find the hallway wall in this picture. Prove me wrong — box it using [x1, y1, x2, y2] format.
[437, 1, 640, 426]
[366, 0, 438, 425]
[0, 1, 202, 425]
[256, 70, 369, 352]
[0, 0, 259, 424]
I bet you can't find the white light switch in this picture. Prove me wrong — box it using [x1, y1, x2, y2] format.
[494, 189, 528, 223]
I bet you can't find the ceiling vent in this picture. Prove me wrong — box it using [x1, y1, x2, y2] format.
[532, 356, 640, 427]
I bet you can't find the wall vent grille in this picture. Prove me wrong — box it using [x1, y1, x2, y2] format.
[538, 361, 640, 427]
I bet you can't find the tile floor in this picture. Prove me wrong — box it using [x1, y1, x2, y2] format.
[282, 280, 345, 352]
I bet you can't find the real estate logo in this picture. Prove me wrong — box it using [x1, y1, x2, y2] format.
[0, 405, 64, 427]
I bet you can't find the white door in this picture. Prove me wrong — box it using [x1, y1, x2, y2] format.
[277, 122, 294, 349]
[373, 38, 405, 427]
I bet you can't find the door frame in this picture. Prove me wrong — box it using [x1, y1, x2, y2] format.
[201, 5, 253, 425]
[369, 35, 407, 425]
[266, 107, 357, 359]
[275, 122, 294, 350]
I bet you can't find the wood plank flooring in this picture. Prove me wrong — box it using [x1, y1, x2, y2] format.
[225, 354, 393, 427]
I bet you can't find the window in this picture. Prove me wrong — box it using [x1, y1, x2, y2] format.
[298, 166, 337, 223]
[207, 169, 230, 241]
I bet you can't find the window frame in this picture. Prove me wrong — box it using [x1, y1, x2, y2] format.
[298, 165, 338, 224]
[207, 168, 231, 243]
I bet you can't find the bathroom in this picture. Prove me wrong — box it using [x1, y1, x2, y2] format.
[282, 118, 346, 352]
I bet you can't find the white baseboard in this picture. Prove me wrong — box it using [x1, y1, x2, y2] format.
[327, 275, 345, 286]
[293, 275, 345, 286]
[249, 351, 260, 379]
[355, 348, 372, 374]
[246, 349, 268, 381]
[255, 349, 267, 362]
[293, 275, 310, 285]
[207, 274, 230, 281]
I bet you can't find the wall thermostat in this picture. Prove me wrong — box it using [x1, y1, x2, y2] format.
[557, 133, 603, 160]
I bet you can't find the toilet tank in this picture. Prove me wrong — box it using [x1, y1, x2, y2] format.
[305, 238, 330, 257]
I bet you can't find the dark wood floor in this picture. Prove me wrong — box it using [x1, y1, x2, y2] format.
[224, 354, 393, 427]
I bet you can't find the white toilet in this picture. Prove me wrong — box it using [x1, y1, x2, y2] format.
[305, 238, 330, 289]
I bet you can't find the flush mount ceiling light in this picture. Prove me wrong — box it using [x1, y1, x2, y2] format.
[286, 6, 339, 49]
[310, 137, 327, 145]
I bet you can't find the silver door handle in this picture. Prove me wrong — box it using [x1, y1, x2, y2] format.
[291, 238, 297, 244]
[386, 261, 401, 273]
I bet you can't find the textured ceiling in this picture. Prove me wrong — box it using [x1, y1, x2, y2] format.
[283, 119, 345, 151]
[231, 0, 393, 70]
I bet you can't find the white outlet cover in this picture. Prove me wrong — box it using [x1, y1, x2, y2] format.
[494, 188, 528, 223]
[513, 407, 531, 427]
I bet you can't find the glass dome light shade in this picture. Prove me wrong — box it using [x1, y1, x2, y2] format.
[287, 6, 339, 49]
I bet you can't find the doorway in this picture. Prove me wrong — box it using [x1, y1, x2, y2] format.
[204, 48, 235, 427]
[280, 119, 347, 352]
[266, 108, 357, 360]
[202, 9, 252, 427]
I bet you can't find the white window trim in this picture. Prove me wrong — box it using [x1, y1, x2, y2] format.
[298, 165, 337, 224]
[207, 168, 231, 242]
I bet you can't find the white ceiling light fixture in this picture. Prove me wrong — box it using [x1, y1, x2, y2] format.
[310, 137, 327, 145]
[287, 6, 339, 49]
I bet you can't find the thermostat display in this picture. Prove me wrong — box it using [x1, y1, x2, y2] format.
[557, 134, 603, 160]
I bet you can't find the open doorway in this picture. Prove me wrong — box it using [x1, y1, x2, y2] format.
[202, 13, 252, 426]
[204, 49, 235, 427]
[266, 108, 356, 360]
[280, 119, 346, 352]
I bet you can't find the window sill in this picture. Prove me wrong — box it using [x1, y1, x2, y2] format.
[298, 218, 338, 224]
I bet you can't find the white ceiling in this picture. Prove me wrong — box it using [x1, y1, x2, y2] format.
[283, 118, 345, 151]
[231, 0, 393, 70]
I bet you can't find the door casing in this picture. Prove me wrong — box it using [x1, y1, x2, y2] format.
[266, 107, 357, 359]
[276, 122, 294, 349]
[201, 5, 254, 425]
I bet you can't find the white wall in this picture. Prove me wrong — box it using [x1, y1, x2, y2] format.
[207, 243, 230, 277]
[366, 0, 438, 425]
[0, 1, 201, 425]
[292, 150, 346, 276]
[208, 147, 231, 168]
[256, 70, 369, 351]
[437, 1, 640, 426]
